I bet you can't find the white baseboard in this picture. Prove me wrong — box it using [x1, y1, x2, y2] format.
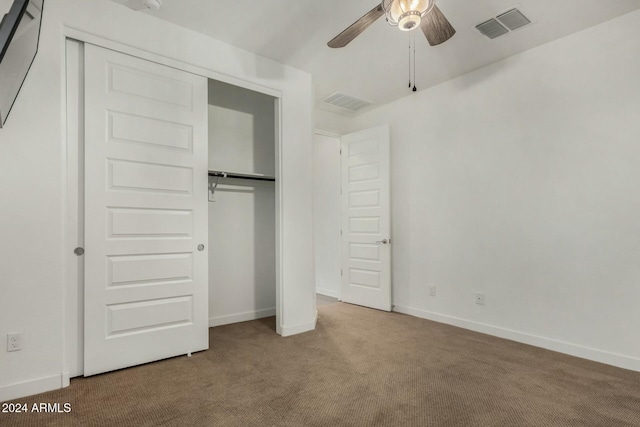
[209, 308, 276, 327]
[393, 304, 640, 372]
[280, 310, 318, 337]
[316, 287, 339, 299]
[0, 373, 66, 402]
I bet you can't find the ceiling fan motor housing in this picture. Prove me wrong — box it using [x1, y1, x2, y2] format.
[382, 0, 436, 31]
[399, 10, 421, 31]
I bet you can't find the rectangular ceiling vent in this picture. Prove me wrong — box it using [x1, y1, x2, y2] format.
[476, 8, 532, 39]
[322, 93, 373, 113]
[476, 19, 509, 39]
[497, 9, 532, 31]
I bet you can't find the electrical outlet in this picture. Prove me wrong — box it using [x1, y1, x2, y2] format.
[428, 285, 437, 297]
[475, 293, 485, 305]
[7, 332, 22, 352]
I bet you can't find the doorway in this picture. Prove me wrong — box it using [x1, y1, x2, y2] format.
[313, 126, 392, 312]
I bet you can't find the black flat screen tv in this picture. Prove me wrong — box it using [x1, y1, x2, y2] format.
[0, 0, 43, 128]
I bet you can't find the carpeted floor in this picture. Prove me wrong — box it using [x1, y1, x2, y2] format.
[2, 302, 639, 426]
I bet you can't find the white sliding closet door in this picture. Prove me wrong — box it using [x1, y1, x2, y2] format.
[83, 44, 209, 376]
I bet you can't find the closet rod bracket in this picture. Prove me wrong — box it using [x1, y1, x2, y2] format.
[208, 172, 226, 201]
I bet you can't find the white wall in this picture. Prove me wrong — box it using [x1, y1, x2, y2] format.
[348, 10, 640, 371]
[0, 0, 315, 401]
[313, 133, 341, 298]
[315, 109, 353, 136]
[208, 80, 276, 176]
[208, 180, 276, 325]
[208, 80, 276, 326]
[0, 0, 10, 13]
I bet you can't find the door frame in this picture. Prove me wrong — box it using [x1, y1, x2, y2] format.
[62, 29, 285, 379]
[313, 129, 343, 301]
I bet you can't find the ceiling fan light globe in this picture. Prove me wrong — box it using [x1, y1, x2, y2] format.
[388, 1, 404, 21]
[382, 0, 435, 27]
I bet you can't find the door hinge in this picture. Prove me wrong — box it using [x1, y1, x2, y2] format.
[340, 229, 342, 236]
[341, 269, 343, 276]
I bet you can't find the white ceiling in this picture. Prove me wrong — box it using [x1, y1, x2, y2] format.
[113, 0, 640, 115]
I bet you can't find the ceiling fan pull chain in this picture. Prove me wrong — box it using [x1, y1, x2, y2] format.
[412, 33, 418, 92]
[408, 38, 412, 88]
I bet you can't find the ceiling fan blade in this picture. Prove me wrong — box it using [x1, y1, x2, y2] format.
[421, 5, 456, 46]
[328, 4, 384, 48]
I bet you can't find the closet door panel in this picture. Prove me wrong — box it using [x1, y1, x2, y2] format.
[83, 43, 208, 376]
[109, 112, 194, 152]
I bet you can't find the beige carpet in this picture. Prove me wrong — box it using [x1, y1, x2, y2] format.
[2, 302, 639, 426]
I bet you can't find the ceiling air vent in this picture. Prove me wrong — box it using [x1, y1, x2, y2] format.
[322, 93, 373, 113]
[476, 19, 509, 39]
[476, 8, 532, 39]
[497, 9, 531, 31]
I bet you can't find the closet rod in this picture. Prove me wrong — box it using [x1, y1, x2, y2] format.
[208, 171, 276, 182]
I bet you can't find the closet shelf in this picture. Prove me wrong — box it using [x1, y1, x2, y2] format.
[208, 170, 276, 182]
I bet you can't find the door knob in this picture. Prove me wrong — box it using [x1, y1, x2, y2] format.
[74, 247, 84, 256]
[376, 239, 389, 245]
[197, 244, 205, 251]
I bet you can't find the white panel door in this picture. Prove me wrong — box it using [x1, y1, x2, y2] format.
[341, 125, 391, 311]
[83, 44, 208, 376]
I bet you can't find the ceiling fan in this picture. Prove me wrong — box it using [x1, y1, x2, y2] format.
[328, 0, 456, 48]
